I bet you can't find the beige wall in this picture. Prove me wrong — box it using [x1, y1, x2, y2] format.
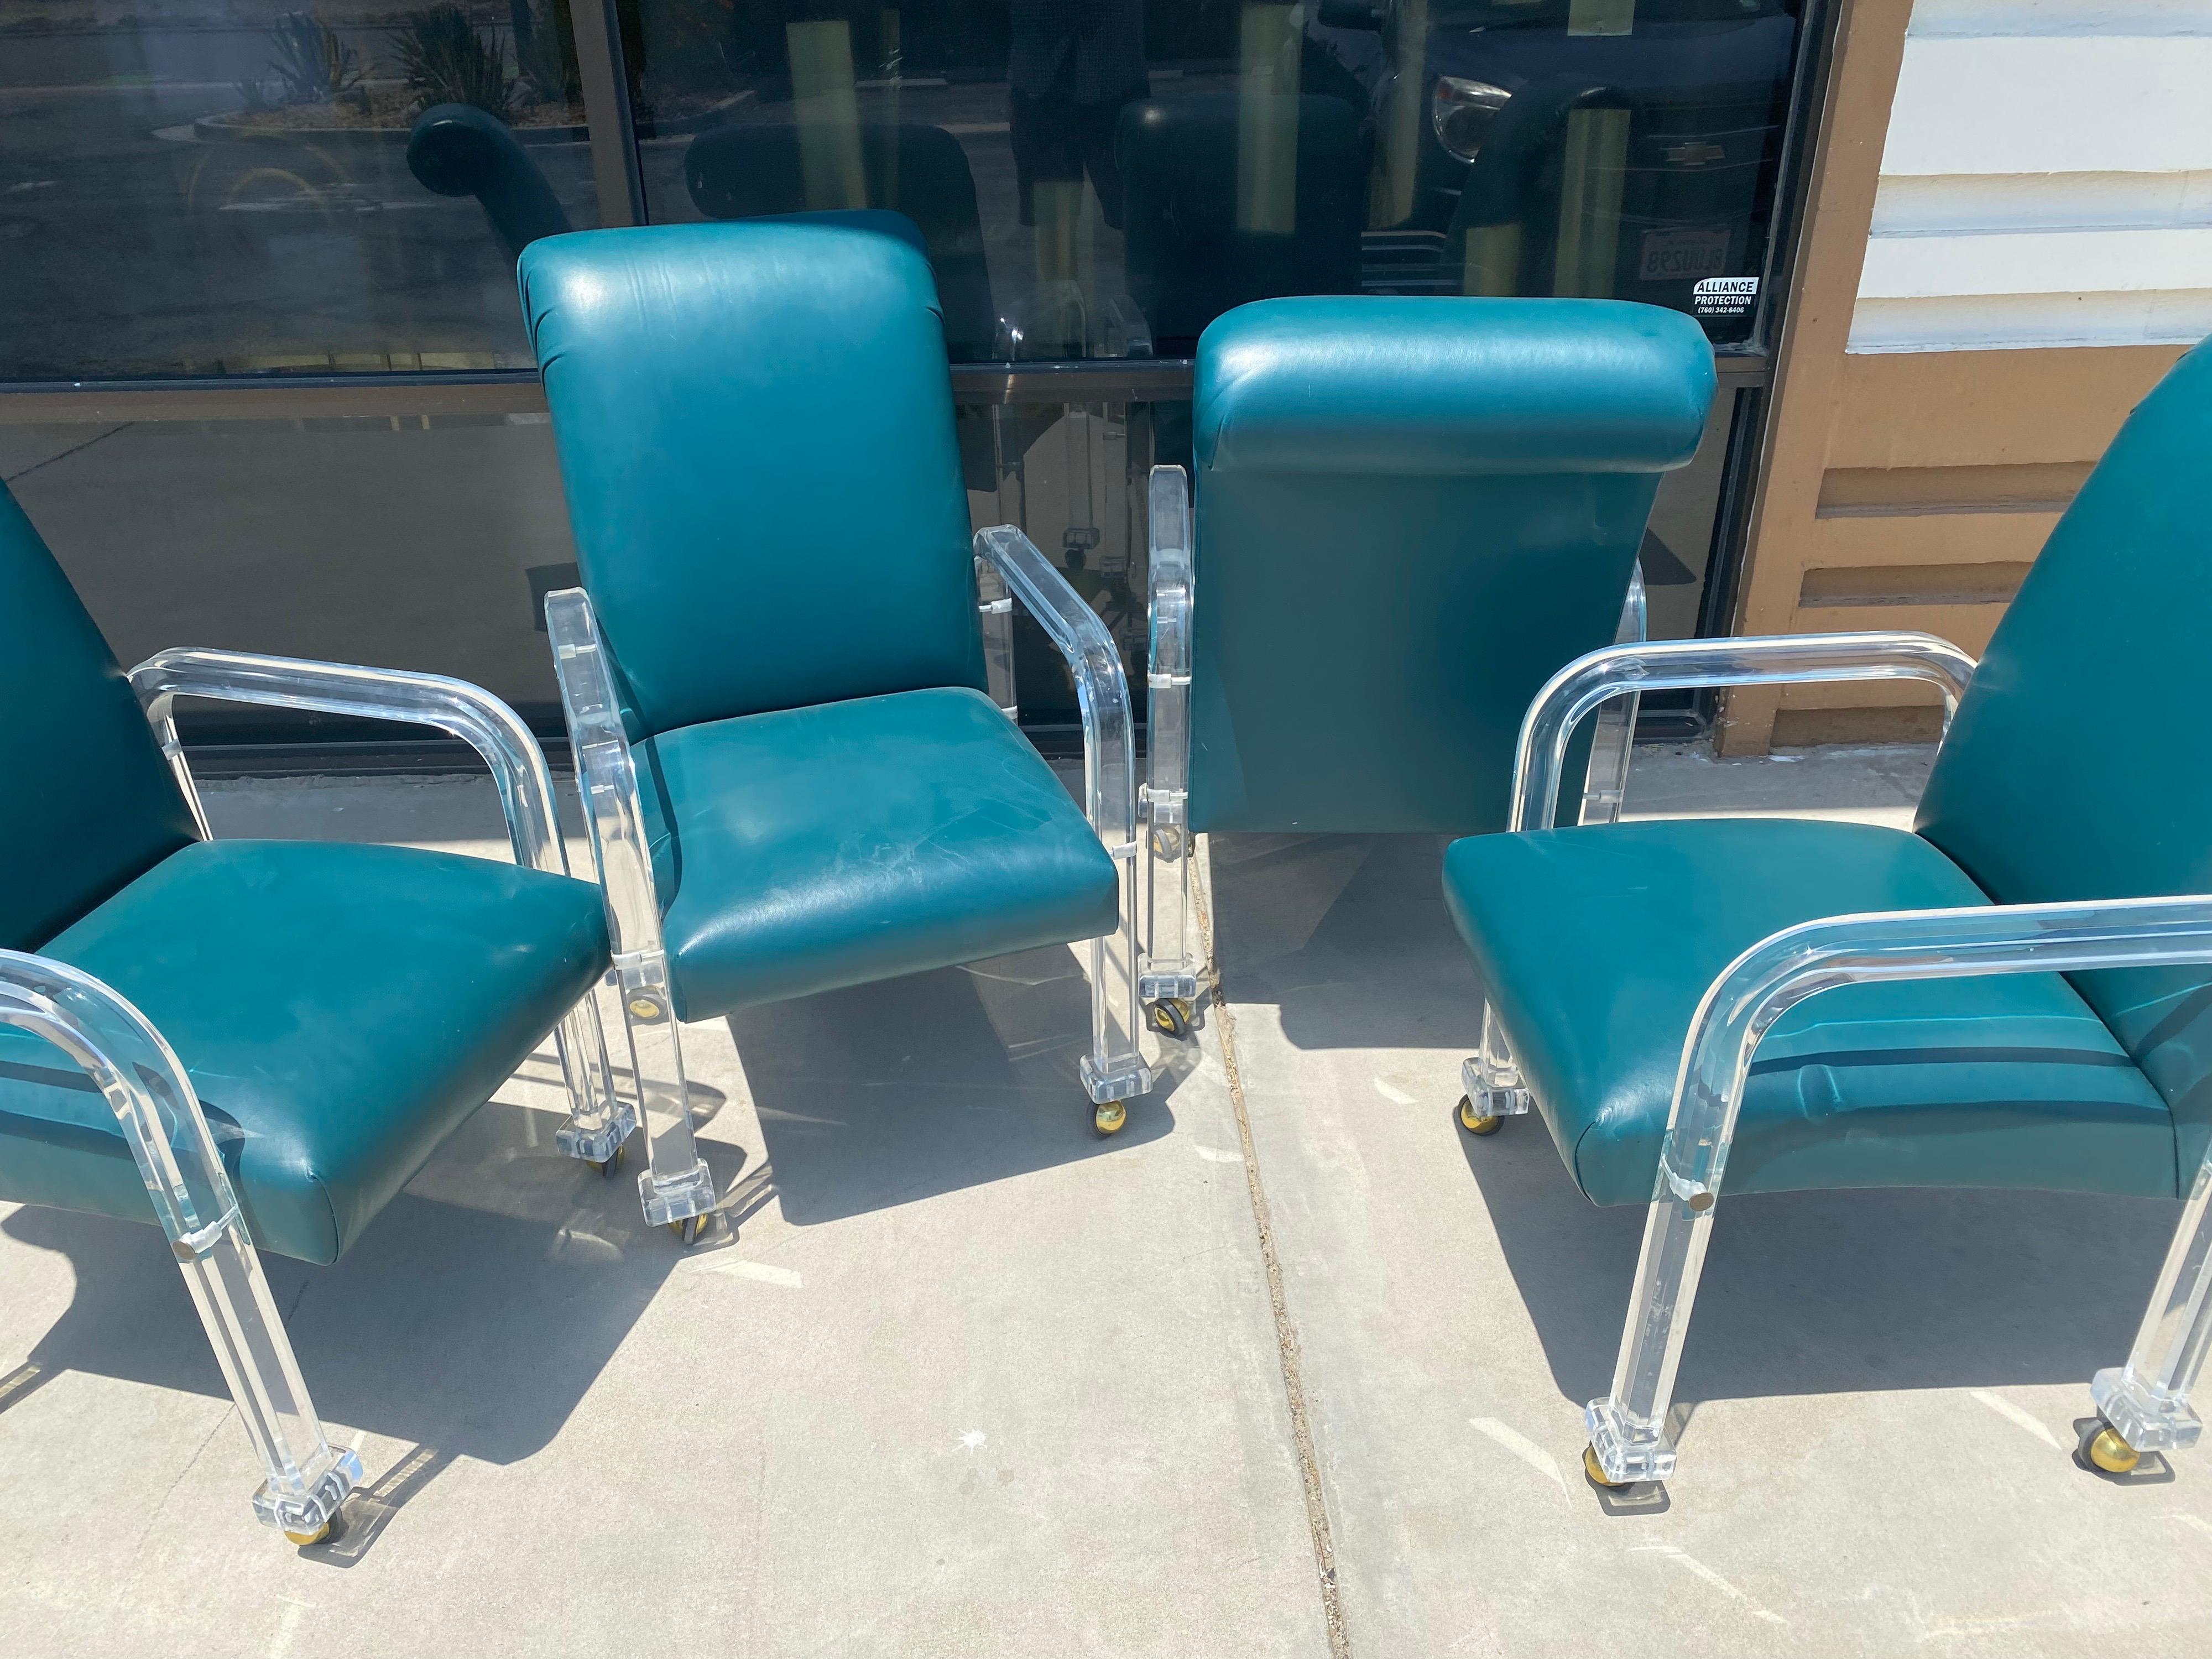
[1717, 0, 2195, 753]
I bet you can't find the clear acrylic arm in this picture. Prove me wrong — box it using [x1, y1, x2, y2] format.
[0, 950, 362, 1539]
[542, 591, 716, 1230]
[1587, 894, 2212, 1484]
[1136, 464, 1201, 1008]
[974, 551, 1019, 718]
[1509, 630, 1979, 833]
[973, 525, 1152, 1105]
[1575, 559, 1647, 828]
[128, 648, 630, 1162]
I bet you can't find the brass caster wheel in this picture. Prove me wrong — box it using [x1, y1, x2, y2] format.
[667, 1213, 710, 1245]
[1149, 998, 1194, 1040]
[1583, 1444, 1627, 1489]
[2087, 1423, 2141, 1475]
[1094, 1100, 1128, 1137]
[1148, 826, 1185, 860]
[1458, 1095, 1502, 1136]
[590, 1142, 626, 1180]
[283, 1520, 331, 1547]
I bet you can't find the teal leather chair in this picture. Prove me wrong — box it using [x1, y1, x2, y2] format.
[0, 480, 619, 1544]
[1138, 295, 1715, 1037]
[1445, 336, 2212, 1489]
[407, 103, 573, 259]
[518, 221, 1155, 1242]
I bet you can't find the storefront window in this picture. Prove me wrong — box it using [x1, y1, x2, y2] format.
[619, 0, 1801, 357]
[0, 2, 603, 379]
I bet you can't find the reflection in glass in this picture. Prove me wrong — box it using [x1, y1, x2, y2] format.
[1, 2, 603, 379]
[620, 0, 1799, 359]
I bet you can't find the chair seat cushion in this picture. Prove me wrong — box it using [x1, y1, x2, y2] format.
[1443, 818, 2178, 1206]
[640, 687, 1121, 1020]
[0, 839, 608, 1263]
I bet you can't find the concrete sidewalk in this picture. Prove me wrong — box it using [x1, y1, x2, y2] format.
[0, 743, 2206, 1657]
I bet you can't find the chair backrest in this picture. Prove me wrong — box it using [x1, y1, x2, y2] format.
[1117, 95, 1368, 349]
[683, 122, 999, 360]
[1916, 337, 2212, 1159]
[1187, 295, 1713, 834]
[518, 222, 986, 738]
[0, 484, 197, 947]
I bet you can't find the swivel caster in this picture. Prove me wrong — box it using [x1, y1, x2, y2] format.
[1094, 1100, 1128, 1136]
[590, 1142, 626, 1180]
[1582, 1444, 1626, 1489]
[1149, 826, 1185, 860]
[2085, 1420, 2141, 1474]
[284, 1520, 332, 1547]
[667, 1213, 711, 1245]
[1149, 998, 1194, 1040]
[1458, 1095, 1502, 1136]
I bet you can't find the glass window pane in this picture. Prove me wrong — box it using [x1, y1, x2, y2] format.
[1, 3, 604, 379]
[619, 0, 1803, 357]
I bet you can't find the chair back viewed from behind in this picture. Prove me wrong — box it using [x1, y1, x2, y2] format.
[1185, 295, 1714, 834]
[518, 222, 987, 740]
[0, 483, 197, 947]
[1914, 338, 2212, 1164]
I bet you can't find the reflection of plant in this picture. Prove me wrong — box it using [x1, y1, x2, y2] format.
[266, 12, 367, 104]
[512, 0, 581, 106]
[634, 0, 740, 100]
[394, 6, 517, 120]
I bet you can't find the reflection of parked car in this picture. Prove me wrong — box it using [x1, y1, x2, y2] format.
[1307, 0, 1797, 328]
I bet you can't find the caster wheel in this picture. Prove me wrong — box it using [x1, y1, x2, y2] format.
[1149, 826, 1185, 860]
[591, 1142, 626, 1180]
[667, 1213, 710, 1245]
[284, 1520, 331, 1547]
[1094, 1100, 1128, 1136]
[1582, 1444, 1626, 1489]
[1458, 1096, 1502, 1136]
[1149, 998, 1194, 1040]
[2087, 1423, 2141, 1474]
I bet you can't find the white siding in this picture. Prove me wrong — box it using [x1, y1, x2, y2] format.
[1849, 0, 2212, 352]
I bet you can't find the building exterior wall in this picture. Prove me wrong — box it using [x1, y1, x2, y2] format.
[1721, 0, 2208, 752]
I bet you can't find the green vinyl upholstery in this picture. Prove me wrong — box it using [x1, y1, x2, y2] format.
[519, 223, 1120, 1023]
[0, 840, 607, 1263]
[1187, 296, 1714, 834]
[0, 479, 611, 1261]
[1444, 820, 2177, 1206]
[1445, 336, 2212, 1205]
[639, 688, 1118, 1019]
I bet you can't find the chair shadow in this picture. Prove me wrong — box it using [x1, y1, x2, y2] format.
[1206, 828, 2182, 1406]
[2, 1097, 687, 1554]
[725, 943, 1186, 1227]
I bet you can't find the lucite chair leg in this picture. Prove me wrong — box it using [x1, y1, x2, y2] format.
[550, 991, 637, 1171]
[0, 954, 361, 1543]
[612, 953, 717, 1241]
[1137, 461, 1204, 1040]
[1584, 1181, 1717, 1486]
[1459, 1003, 1533, 1134]
[2089, 1149, 2212, 1472]
[1083, 841, 1155, 1135]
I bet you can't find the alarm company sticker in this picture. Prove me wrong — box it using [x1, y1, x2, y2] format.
[1692, 276, 1760, 320]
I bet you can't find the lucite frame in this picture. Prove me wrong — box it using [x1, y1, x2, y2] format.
[1467, 630, 2212, 1486]
[97, 645, 629, 1541]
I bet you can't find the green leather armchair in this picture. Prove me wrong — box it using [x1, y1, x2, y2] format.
[518, 222, 1155, 1242]
[0, 481, 619, 1543]
[1446, 335, 2212, 1488]
[1137, 294, 1715, 1039]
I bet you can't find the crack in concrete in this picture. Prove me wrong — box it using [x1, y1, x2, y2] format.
[1194, 846, 1352, 1659]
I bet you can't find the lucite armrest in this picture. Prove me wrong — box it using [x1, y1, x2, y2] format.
[1509, 631, 1979, 832]
[129, 645, 630, 1165]
[1590, 893, 2212, 1484]
[543, 589, 715, 1228]
[972, 525, 1151, 1105]
[973, 526, 1136, 855]
[0, 949, 362, 1537]
[129, 647, 566, 878]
